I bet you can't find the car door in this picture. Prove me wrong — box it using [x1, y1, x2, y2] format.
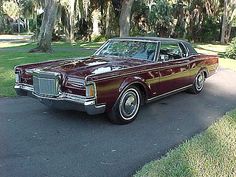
[156, 41, 191, 95]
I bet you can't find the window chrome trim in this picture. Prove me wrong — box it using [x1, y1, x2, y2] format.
[179, 42, 189, 57]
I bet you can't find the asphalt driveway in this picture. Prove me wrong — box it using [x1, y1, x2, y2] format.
[0, 68, 236, 177]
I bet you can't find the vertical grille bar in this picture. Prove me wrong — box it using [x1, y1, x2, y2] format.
[33, 71, 60, 96]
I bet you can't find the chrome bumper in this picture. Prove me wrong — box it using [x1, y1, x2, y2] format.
[14, 84, 106, 115]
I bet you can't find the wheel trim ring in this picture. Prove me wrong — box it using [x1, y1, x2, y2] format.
[196, 72, 204, 91]
[119, 88, 140, 121]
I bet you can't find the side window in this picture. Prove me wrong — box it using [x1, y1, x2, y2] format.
[158, 42, 183, 61]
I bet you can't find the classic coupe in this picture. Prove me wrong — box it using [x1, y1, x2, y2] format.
[14, 37, 218, 124]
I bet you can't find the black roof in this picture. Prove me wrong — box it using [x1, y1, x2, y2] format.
[114, 36, 187, 43]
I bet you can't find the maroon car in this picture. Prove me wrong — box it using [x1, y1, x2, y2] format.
[14, 37, 218, 124]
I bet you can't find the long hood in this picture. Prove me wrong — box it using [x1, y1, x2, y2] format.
[41, 56, 151, 79]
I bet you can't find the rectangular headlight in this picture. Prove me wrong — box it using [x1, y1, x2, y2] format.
[15, 72, 20, 83]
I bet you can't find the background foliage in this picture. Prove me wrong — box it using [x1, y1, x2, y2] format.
[0, 0, 235, 55]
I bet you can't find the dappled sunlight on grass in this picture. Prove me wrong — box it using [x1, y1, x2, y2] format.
[195, 44, 228, 55]
[0, 42, 30, 48]
[80, 42, 104, 49]
[0, 69, 16, 97]
[7, 57, 25, 61]
[134, 109, 236, 177]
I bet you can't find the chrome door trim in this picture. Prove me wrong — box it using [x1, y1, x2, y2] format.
[147, 84, 193, 103]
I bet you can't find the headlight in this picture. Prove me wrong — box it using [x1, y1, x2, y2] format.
[86, 82, 96, 98]
[15, 73, 20, 83]
[67, 77, 85, 87]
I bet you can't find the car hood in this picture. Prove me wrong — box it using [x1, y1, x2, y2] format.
[41, 56, 151, 79]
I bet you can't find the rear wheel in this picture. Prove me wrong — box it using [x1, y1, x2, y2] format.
[189, 71, 205, 94]
[108, 86, 141, 124]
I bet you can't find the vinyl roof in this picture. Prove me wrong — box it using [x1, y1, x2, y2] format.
[113, 36, 187, 43]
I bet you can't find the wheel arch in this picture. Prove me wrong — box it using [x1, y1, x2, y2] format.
[200, 67, 209, 78]
[118, 77, 150, 105]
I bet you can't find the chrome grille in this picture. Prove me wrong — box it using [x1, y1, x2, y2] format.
[33, 71, 60, 96]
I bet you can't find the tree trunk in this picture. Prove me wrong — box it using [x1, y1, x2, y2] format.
[119, 0, 134, 37]
[0, 0, 2, 12]
[78, 0, 85, 20]
[221, 0, 227, 44]
[226, 24, 232, 43]
[17, 19, 21, 34]
[0, 0, 4, 34]
[69, 0, 76, 43]
[105, 1, 111, 37]
[27, 19, 30, 33]
[30, 0, 58, 53]
[84, 0, 90, 21]
[92, 9, 100, 36]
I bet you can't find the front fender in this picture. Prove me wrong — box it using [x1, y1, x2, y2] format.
[119, 76, 151, 100]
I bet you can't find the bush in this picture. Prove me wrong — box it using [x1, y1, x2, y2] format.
[226, 38, 236, 59]
[199, 16, 221, 42]
[92, 35, 109, 42]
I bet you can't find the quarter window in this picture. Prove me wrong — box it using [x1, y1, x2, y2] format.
[159, 42, 185, 61]
[179, 43, 188, 57]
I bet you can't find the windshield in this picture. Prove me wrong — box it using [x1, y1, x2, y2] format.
[94, 40, 158, 61]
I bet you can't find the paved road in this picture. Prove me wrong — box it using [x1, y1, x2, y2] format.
[0, 68, 236, 177]
[0, 35, 32, 42]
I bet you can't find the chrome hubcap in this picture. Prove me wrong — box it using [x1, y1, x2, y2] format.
[196, 72, 205, 91]
[119, 89, 140, 120]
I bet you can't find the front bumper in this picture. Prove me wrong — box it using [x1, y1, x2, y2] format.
[14, 84, 106, 115]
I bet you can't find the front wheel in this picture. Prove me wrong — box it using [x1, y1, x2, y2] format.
[108, 86, 141, 125]
[189, 71, 205, 94]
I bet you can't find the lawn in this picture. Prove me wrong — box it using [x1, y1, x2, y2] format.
[134, 109, 236, 177]
[0, 42, 100, 97]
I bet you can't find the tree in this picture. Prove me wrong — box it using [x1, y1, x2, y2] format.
[30, 0, 58, 53]
[20, 0, 38, 33]
[105, 1, 112, 36]
[148, 0, 174, 37]
[0, 0, 4, 34]
[69, 0, 76, 43]
[119, 0, 134, 37]
[221, 0, 236, 44]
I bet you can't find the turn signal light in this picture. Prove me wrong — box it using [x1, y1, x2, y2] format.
[86, 83, 96, 98]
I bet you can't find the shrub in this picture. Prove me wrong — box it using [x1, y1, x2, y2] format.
[92, 35, 109, 42]
[226, 38, 236, 59]
[200, 16, 221, 42]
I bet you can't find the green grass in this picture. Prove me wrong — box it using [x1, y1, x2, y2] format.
[134, 109, 236, 177]
[0, 42, 100, 97]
